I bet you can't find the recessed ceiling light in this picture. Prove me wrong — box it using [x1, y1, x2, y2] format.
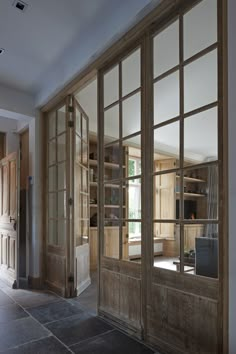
[12, 0, 28, 12]
[0, 48, 5, 55]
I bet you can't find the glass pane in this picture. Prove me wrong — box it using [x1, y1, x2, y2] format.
[153, 20, 179, 78]
[184, 107, 218, 164]
[81, 195, 88, 219]
[76, 109, 81, 137]
[153, 223, 179, 271]
[82, 115, 88, 143]
[154, 71, 180, 124]
[48, 139, 56, 165]
[58, 162, 66, 190]
[57, 106, 66, 135]
[57, 133, 66, 162]
[122, 48, 141, 96]
[184, 50, 217, 113]
[123, 221, 141, 262]
[82, 220, 89, 245]
[48, 111, 56, 139]
[49, 166, 56, 192]
[75, 134, 81, 164]
[154, 122, 180, 164]
[58, 220, 66, 246]
[82, 168, 88, 193]
[103, 225, 120, 259]
[104, 185, 120, 208]
[104, 143, 120, 168]
[185, 223, 218, 278]
[122, 93, 141, 137]
[181, 165, 218, 220]
[104, 65, 119, 108]
[82, 142, 88, 166]
[104, 104, 119, 142]
[153, 173, 177, 220]
[48, 193, 57, 219]
[184, 0, 217, 60]
[127, 178, 141, 219]
[48, 220, 57, 245]
[58, 191, 66, 218]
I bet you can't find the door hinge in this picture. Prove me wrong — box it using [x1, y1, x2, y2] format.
[68, 106, 74, 113]
[68, 198, 73, 206]
[68, 275, 74, 282]
[68, 120, 74, 128]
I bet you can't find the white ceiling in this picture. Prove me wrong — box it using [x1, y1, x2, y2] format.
[0, 0, 159, 102]
[0, 0, 108, 93]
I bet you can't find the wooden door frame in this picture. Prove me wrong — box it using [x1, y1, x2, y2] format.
[40, 0, 228, 351]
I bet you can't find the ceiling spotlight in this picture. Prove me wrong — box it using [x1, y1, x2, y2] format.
[0, 48, 5, 55]
[12, 0, 28, 12]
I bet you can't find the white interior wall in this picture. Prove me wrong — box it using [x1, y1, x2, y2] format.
[0, 117, 18, 154]
[228, 0, 235, 352]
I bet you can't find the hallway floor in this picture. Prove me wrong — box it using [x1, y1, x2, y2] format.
[0, 278, 160, 354]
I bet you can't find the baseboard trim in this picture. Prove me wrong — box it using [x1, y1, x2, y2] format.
[76, 277, 91, 296]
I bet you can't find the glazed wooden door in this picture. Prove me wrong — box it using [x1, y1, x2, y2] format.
[73, 97, 90, 295]
[46, 96, 90, 297]
[46, 101, 72, 297]
[0, 152, 19, 287]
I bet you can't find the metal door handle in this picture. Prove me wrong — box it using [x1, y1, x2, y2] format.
[9, 216, 16, 223]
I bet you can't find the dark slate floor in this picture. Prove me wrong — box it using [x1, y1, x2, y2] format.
[0, 276, 160, 354]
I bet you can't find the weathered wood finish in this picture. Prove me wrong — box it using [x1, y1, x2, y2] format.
[41, 0, 227, 352]
[100, 257, 142, 334]
[0, 152, 18, 287]
[97, 1, 224, 353]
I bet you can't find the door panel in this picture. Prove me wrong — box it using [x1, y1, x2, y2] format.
[0, 152, 18, 287]
[73, 98, 90, 295]
[45, 97, 90, 297]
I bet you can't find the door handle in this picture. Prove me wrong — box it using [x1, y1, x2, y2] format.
[9, 216, 16, 223]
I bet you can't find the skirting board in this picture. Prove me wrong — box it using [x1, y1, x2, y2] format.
[76, 277, 91, 296]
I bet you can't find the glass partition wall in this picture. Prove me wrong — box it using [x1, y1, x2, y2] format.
[101, 47, 142, 263]
[152, 0, 219, 277]
[98, 0, 223, 352]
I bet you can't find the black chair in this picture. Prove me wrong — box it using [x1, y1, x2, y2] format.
[195, 237, 218, 278]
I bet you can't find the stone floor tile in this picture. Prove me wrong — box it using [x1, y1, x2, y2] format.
[3, 336, 71, 353]
[46, 313, 113, 346]
[70, 329, 155, 354]
[0, 303, 28, 323]
[0, 317, 50, 352]
[27, 300, 83, 324]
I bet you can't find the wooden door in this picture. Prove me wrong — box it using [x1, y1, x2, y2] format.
[46, 97, 90, 297]
[0, 152, 19, 287]
[46, 101, 72, 297]
[73, 97, 91, 295]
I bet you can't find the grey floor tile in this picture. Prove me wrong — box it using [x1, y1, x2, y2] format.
[0, 317, 50, 352]
[71, 329, 155, 354]
[2, 287, 41, 299]
[3, 336, 71, 354]
[0, 289, 14, 306]
[46, 313, 113, 346]
[27, 300, 83, 324]
[0, 303, 29, 323]
[14, 291, 61, 309]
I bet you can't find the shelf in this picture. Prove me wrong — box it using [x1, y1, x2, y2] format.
[90, 204, 125, 208]
[89, 159, 120, 169]
[176, 192, 206, 198]
[90, 182, 120, 189]
[176, 175, 205, 183]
